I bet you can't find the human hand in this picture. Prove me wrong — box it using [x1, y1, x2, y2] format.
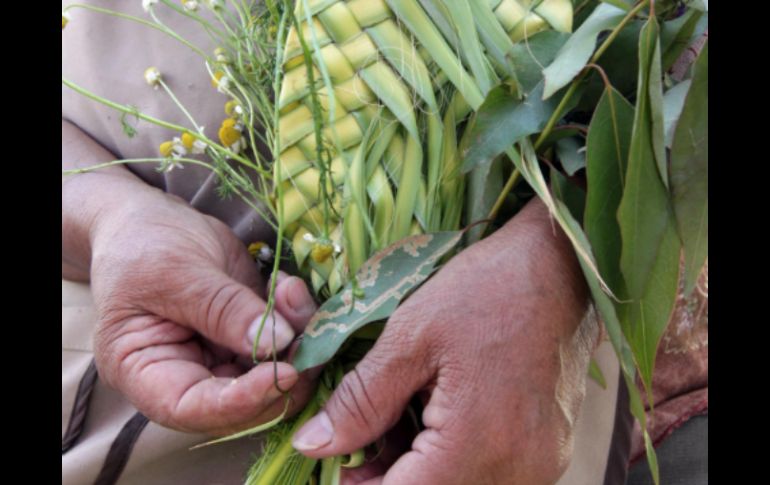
[292, 199, 598, 484]
[89, 186, 319, 436]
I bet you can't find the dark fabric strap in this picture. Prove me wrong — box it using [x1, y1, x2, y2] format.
[62, 358, 99, 454]
[93, 412, 150, 485]
[603, 372, 633, 485]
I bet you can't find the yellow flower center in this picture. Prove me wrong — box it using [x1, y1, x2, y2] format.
[181, 132, 197, 150]
[248, 242, 266, 258]
[159, 141, 174, 157]
[218, 118, 241, 147]
[211, 71, 225, 88]
[62, 15, 69, 30]
[310, 243, 335, 263]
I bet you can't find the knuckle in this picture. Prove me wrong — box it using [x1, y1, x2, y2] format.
[328, 370, 381, 434]
[198, 281, 245, 338]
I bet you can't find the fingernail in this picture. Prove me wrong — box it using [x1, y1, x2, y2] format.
[287, 277, 316, 316]
[293, 411, 334, 451]
[247, 313, 295, 356]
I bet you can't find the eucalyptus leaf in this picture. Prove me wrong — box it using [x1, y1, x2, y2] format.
[574, 19, 643, 113]
[555, 136, 586, 176]
[461, 82, 556, 173]
[647, 22, 667, 188]
[599, 0, 632, 10]
[661, 8, 703, 72]
[466, 156, 503, 243]
[618, 218, 681, 396]
[617, 15, 670, 300]
[293, 231, 463, 371]
[508, 31, 569, 94]
[550, 167, 586, 224]
[692, 0, 708, 12]
[662, 79, 691, 148]
[585, 86, 635, 296]
[542, 4, 627, 99]
[671, 40, 708, 294]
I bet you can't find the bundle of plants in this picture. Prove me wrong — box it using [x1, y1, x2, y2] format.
[62, 0, 708, 483]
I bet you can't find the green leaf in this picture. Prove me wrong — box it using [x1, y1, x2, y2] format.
[617, 15, 670, 300]
[574, 19, 643, 113]
[461, 82, 557, 173]
[671, 40, 708, 294]
[662, 79, 691, 148]
[190, 404, 288, 449]
[661, 8, 703, 72]
[120, 106, 140, 138]
[646, 22, 667, 188]
[550, 167, 586, 224]
[618, 219, 681, 394]
[465, 156, 503, 244]
[588, 358, 607, 389]
[555, 136, 586, 176]
[584, 86, 635, 296]
[542, 4, 627, 99]
[293, 231, 463, 371]
[508, 31, 569, 94]
[599, 0, 632, 10]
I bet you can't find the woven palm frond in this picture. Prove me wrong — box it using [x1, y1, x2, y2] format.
[274, 0, 572, 296]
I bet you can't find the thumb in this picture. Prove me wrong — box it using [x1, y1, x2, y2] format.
[291, 330, 433, 458]
[175, 269, 296, 358]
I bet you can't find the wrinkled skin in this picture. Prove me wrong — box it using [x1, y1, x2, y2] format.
[295, 199, 599, 485]
[67, 170, 320, 435]
[63, 119, 322, 436]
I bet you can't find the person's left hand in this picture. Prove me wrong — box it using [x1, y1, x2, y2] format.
[290, 199, 599, 485]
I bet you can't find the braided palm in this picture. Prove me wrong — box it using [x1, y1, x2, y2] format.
[274, 0, 572, 297]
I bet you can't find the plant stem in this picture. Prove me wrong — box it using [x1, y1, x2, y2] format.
[159, 79, 202, 132]
[486, 167, 521, 222]
[61, 157, 215, 175]
[62, 77, 259, 171]
[254, 396, 320, 485]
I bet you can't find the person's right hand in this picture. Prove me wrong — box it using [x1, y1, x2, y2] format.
[88, 185, 318, 436]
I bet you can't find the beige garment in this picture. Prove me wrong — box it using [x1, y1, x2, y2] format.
[63, 279, 620, 485]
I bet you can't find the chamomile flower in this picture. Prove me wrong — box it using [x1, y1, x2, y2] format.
[302, 233, 342, 263]
[248, 242, 274, 263]
[62, 12, 70, 30]
[181, 0, 199, 12]
[159, 138, 187, 157]
[218, 118, 246, 153]
[214, 47, 229, 63]
[224, 100, 243, 119]
[144, 67, 162, 89]
[181, 131, 207, 154]
[211, 70, 231, 94]
[142, 0, 158, 12]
